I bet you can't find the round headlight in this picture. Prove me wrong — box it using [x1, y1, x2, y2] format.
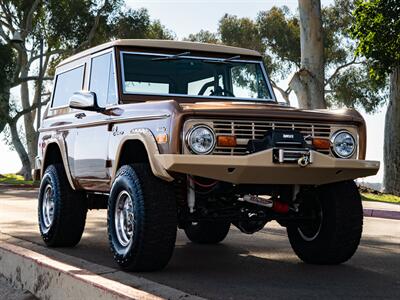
[331, 130, 356, 158]
[187, 125, 216, 155]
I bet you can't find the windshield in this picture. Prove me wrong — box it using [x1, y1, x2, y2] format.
[121, 53, 274, 101]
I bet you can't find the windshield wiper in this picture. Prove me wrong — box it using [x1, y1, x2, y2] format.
[222, 55, 241, 62]
[152, 51, 191, 61]
[202, 55, 241, 65]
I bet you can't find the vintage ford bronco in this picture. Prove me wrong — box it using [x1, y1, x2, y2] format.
[35, 39, 379, 271]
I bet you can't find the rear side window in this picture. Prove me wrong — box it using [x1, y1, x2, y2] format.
[89, 52, 116, 107]
[52, 65, 84, 108]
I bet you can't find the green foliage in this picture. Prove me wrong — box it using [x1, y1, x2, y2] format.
[110, 8, 174, 39]
[257, 6, 300, 73]
[0, 43, 15, 90]
[219, 14, 265, 54]
[361, 193, 400, 204]
[186, 30, 219, 44]
[351, 0, 400, 78]
[46, 0, 121, 48]
[0, 42, 15, 132]
[322, 0, 354, 67]
[218, 14, 276, 78]
[326, 63, 388, 112]
[0, 173, 36, 185]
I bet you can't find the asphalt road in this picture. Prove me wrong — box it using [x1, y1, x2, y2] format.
[0, 188, 399, 299]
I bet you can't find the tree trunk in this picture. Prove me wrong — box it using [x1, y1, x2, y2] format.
[290, 0, 326, 109]
[19, 59, 37, 168]
[383, 66, 400, 196]
[8, 119, 32, 181]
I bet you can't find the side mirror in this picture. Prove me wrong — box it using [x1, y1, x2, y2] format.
[69, 91, 103, 112]
[278, 101, 290, 106]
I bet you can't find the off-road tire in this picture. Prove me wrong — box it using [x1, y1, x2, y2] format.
[184, 221, 230, 244]
[287, 180, 363, 264]
[38, 164, 87, 247]
[107, 164, 177, 271]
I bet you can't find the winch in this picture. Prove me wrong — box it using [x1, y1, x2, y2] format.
[247, 129, 313, 166]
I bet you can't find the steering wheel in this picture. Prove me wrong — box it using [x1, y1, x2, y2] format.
[211, 86, 235, 97]
[198, 81, 214, 95]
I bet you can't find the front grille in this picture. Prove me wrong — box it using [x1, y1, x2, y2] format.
[212, 120, 332, 156]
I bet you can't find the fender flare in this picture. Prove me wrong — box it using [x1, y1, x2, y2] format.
[42, 138, 77, 190]
[112, 129, 174, 183]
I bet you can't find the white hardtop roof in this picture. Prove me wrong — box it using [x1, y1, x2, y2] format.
[58, 39, 262, 67]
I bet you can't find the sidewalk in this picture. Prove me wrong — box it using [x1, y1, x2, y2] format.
[0, 276, 36, 300]
[363, 200, 400, 220]
[0, 233, 204, 300]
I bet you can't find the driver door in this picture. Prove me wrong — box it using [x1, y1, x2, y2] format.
[73, 50, 117, 191]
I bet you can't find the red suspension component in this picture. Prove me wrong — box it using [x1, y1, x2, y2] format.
[272, 200, 289, 213]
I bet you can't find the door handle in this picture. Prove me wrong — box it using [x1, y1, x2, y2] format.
[75, 112, 86, 119]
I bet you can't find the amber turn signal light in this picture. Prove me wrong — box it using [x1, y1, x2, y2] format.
[156, 133, 168, 144]
[312, 138, 331, 149]
[217, 135, 237, 147]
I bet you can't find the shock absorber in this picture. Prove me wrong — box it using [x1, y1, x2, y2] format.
[187, 176, 195, 213]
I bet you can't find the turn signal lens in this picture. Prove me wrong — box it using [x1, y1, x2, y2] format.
[217, 135, 237, 147]
[312, 138, 331, 150]
[156, 133, 168, 144]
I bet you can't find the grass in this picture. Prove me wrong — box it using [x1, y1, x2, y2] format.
[0, 174, 36, 186]
[361, 193, 400, 204]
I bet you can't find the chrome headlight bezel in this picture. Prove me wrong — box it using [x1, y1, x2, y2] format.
[186, 124, 216, 155]
[331, 130, 356, 158]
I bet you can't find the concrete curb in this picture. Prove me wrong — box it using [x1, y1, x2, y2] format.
[363, 209, 400, 220]
[0, 241, 204, 300]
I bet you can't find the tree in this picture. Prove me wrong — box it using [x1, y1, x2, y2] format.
[289, 0, 325, 108]
[186, 30, 219, 44]
[0, 1, 172, 179]
[186, 1, 387, 111]
[351, 0, 400, 195]
[0, 41, 33, 179]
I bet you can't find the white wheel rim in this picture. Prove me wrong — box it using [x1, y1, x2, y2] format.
[114, 190, 134, 247]
[42, 184, 55, 232]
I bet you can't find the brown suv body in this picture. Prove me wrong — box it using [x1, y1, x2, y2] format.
[35, 39, 379, 271]
[35, 40, 378, 190]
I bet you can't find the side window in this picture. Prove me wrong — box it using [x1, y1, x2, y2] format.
[52, 66, 84, 108]
[90, 52, 117, 107]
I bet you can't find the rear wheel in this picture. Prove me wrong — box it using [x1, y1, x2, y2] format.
[184, 221, 230, 244]
[287, 180, 363, 264]
[107, 164, 177, 271]
[38, 164, 87, 247]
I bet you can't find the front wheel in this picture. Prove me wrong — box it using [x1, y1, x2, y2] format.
[287, 180, 363, 265]
[107, 164, 177, 271]
[38, 164, 87, 247]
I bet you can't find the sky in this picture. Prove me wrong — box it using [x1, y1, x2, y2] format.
[0, 0, 385, 183]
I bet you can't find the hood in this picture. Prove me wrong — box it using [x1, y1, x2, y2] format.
[178, 101, 365, 125]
